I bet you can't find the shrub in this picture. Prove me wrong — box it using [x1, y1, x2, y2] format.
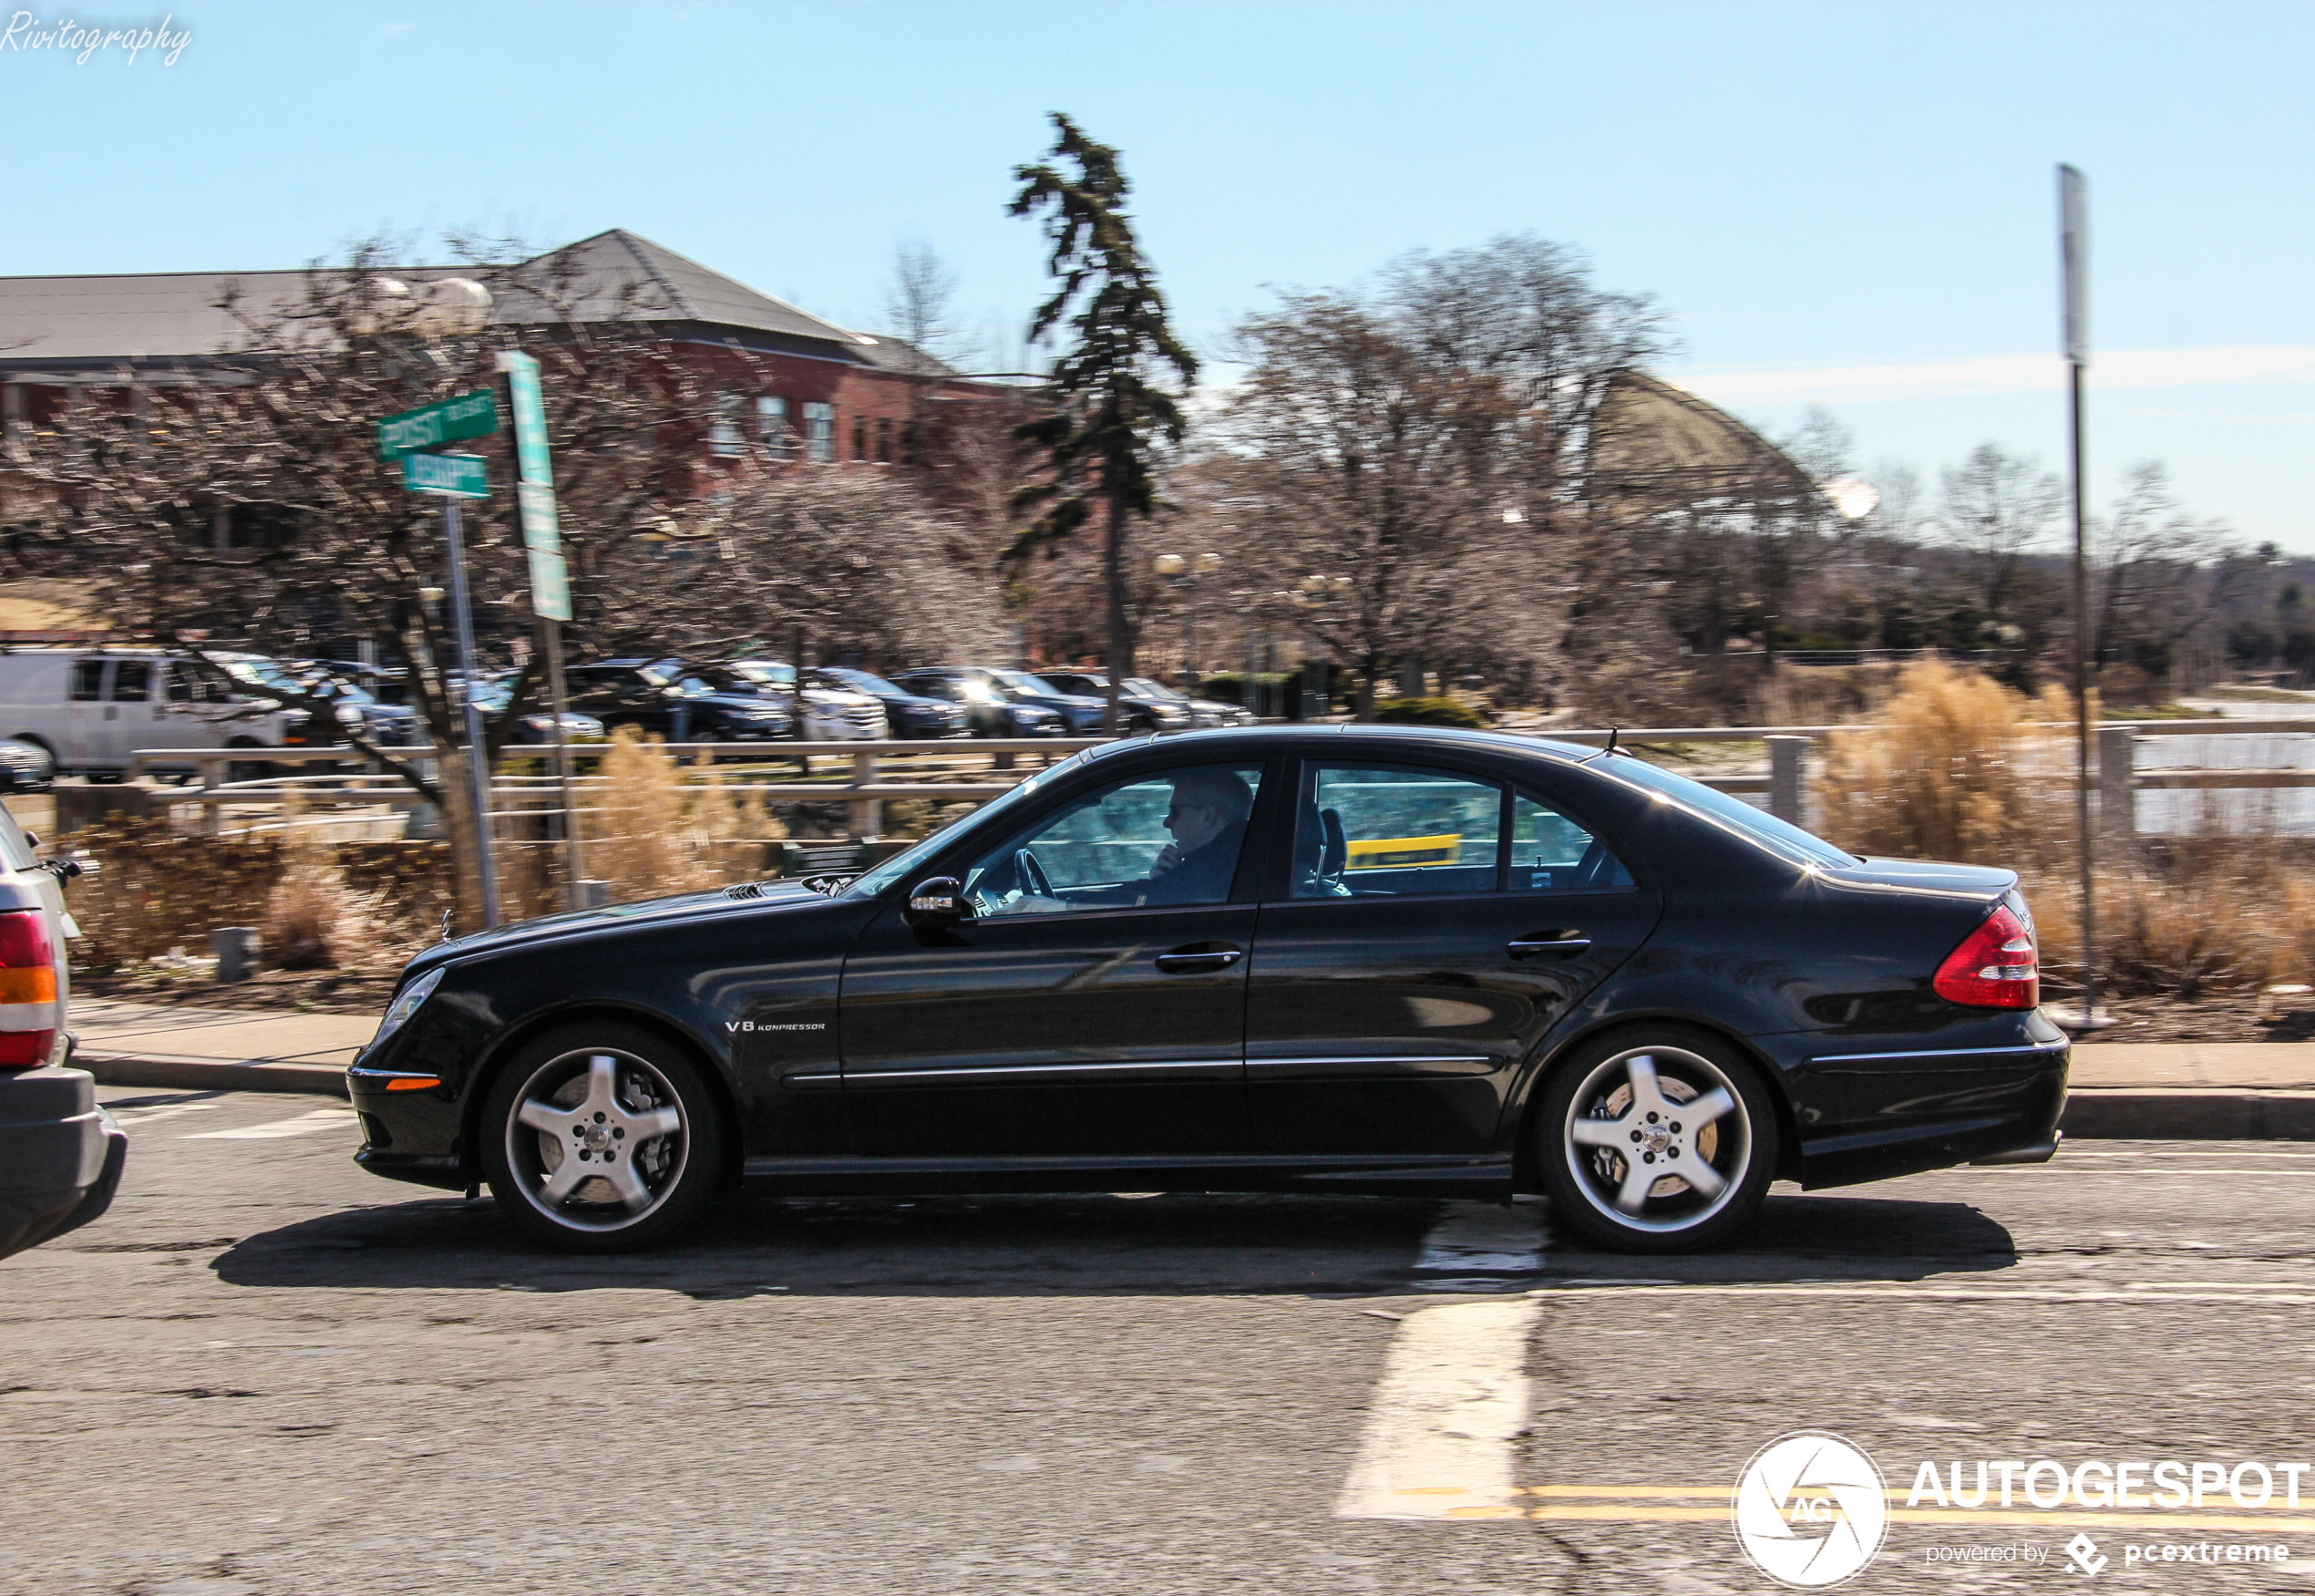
[1813, 657, 2076, 869]
[1372, 695, 1487, 728]
[262, 803, 385, 970]
[576, 729, 785, 904]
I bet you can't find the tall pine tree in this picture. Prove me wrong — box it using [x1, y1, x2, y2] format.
[1009, 113, 1198, 732]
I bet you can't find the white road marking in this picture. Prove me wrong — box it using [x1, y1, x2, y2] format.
[1336, 1297, 1543, 1521]
[108, 1103, 221, 1127]
[181, 1108, 357, 1140]
[1412, 1200, 1548, 1281]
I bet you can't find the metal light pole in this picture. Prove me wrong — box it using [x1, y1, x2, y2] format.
[2061, 163, 2097, 1025]
[440, 493, 501, 928]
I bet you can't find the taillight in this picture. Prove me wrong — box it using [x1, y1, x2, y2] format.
[1932, 902, 2040, 1009]
[0, 909, 57, 1067]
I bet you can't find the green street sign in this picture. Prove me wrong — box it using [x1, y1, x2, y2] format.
[376, 389, 500, 462]
[499, 352, 553, 486]
[526, 545, 572, 622]
[403, 452, 489, 499]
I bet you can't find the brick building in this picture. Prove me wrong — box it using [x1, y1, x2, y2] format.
[0, 228, 1015, 478]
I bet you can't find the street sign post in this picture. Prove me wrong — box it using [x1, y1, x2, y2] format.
[376, 389, 500, 461]
[496, 351, 590, 906]
[381, 389, 505, 928]
[2059, 162, 2099, 1029]
[402, 451, 489, 498]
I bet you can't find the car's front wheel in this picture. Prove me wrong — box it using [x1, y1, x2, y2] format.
[481, 1024, 725, 1253]
[1536, 1026, 1778, 1253]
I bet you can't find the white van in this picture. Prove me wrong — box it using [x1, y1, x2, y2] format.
[0, 649, 292, 779]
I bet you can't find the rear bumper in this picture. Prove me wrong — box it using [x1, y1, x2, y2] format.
[1788, 1031, 2070, 1189]
[0, 1068, 127, 1259]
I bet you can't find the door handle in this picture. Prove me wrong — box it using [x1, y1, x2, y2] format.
[1155, 946, 1243, 973]
[1508, 934, 1591, 959]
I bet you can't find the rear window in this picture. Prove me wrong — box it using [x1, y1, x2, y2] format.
[1600, 756, 1856, 870]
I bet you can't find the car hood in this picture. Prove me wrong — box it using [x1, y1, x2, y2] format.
[1823, 857, 2021, 902]
[688, 694, 788, 714]
[401, 880, 831, 978]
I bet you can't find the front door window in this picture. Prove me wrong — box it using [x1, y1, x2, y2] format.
[963, 762, 1263, 915]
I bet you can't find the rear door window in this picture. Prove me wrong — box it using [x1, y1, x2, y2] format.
[109, 661, 152, 702]
[1509, 793, 1635, 891]
[1293, 763, 1504, 898]
[68, 660, 107, 702]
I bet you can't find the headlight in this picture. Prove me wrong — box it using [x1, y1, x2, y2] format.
[370, 966, 444, 1049]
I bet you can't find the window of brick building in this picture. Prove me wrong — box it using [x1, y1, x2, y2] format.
[756, 396, 793, 458]
[852, 416, 868, 460]
[874, 417, 893, 463]
[900, 418, 921, 465]
[709, 394, 744, 458]
[803, 401, 835, 463]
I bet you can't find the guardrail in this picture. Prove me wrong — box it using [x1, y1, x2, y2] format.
[124, 738, 1113, 838]
[113, 719, 2315, 841]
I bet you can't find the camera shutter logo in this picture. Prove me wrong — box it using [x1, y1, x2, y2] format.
[1732, 1431, 1890, 1588]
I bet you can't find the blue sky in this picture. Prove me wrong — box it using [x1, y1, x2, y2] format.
[5, 0, 2310, 545]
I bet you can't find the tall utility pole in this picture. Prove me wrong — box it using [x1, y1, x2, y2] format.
[440, 492, 501, 929]
[2060, 163, 2098, 1025]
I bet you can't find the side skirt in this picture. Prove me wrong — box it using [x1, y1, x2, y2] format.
[737, 1151, 1515, 1200]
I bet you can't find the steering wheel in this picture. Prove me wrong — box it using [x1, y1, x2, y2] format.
[1015, 848, 1055, 900]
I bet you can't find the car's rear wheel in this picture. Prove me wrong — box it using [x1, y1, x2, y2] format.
[481, 1023, 724, 1253]
[1536, 1026, 1778, 1253]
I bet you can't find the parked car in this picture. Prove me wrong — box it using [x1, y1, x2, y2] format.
[463, 677, 607, 747]
[811, 668, 971, 740]
[349, 725, 2064, 1254]
[0, 648, 290, 781]
[887, 667, 1067, 738]
[563, 659, 795, 746]
[0, 739, 54, 793]
[1035, 670, 1257, 730]
[0, 805, 121, 1261]
[724, 661, 889, 741]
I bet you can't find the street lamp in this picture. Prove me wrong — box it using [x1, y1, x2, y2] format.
[1154, 551, 1220, 682]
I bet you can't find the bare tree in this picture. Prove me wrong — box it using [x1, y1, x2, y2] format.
[2093, 460, 2239, 685]
[880, 238, 963, 366]
[10, 241, 737, 927]
[1938, 443, 2064, 623]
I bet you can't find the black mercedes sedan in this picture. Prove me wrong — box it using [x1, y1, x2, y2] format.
[348, 726, 2065, 1254]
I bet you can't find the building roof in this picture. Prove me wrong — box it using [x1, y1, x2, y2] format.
[0, 230, 960, 378]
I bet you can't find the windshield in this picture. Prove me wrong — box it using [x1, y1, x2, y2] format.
[842, 756, 1087, 899]
[1125, 677, 1183, 702]
[825, 668, 900, 696]
[217, 657, 297, 693]
[992, 670, 1061, 699]
[1600, 756, 1857, 869]
[733, 662, 797, 690]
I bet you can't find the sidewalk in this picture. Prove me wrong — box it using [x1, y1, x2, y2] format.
[71, 997, 374, 1096]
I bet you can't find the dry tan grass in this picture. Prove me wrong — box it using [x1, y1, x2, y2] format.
[1815, 657, 2078, 869]
[575, 729, 786, 904]
[262, 798, 386, 970]
[1814, 658, 2315, 998]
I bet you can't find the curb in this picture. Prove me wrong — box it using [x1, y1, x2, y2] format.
[76, 1052, 348, 1098]
[2060, 1088, 2315, 1140]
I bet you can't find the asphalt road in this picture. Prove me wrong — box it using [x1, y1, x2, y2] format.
[3, 1090, 2312, 1594]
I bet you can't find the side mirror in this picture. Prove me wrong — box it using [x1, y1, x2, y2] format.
[904, 877, 968, 927]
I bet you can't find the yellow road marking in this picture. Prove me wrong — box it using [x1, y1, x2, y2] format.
[1494, 1488, 2315, 1533]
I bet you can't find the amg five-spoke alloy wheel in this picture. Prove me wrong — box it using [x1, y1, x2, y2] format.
[1536, 1027, 1778, 1253]
[481, 1024, 724, 1253]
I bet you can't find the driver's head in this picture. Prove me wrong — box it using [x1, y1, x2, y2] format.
[1164, 767, 1254, 854]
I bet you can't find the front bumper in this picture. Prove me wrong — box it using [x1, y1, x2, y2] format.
[0, 1067, 127, 1260]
